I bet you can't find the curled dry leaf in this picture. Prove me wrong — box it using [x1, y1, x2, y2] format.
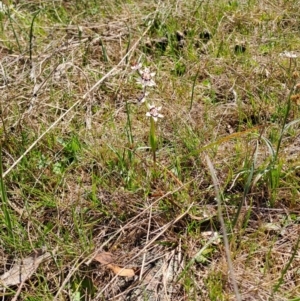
[0, 251, 51, 289]
[94, 252, 135, 277]
[107, 264, 135, 277]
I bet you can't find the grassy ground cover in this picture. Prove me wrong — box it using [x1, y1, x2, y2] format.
[0, 0, 300, 300]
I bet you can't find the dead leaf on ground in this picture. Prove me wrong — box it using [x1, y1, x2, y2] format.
[94, 252, 114, 265]
[0, 251, 52, 289]
[107, 264, 135, 277]
[94, 252, 135, 277]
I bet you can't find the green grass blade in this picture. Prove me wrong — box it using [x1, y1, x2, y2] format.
[0, 145, 14, 240]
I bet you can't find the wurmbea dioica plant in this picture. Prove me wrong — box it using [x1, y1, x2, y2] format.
[131, 62, 163, 165]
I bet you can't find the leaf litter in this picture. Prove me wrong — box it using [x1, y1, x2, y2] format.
[0, 249, 52, 289]
[94, 252, 135, 277]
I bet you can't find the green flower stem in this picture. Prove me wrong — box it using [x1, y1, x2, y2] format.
[149, 117, 157, 165]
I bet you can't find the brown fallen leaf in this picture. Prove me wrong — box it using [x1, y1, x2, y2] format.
[0, 251, 51, 289]
[94, 252, 135, 277]
[94, 252, 114, 265]
[107, 264, 135, 277]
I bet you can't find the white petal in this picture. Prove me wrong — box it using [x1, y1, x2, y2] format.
[152, 117, 158, 122]
[136, 78, 146, 87]
[138, 94, 146, 103]
[131, 63, 142, 70]
[147, 80, 156, 86]
[158, 114, 164, 118]
[146, 112, 151, 117]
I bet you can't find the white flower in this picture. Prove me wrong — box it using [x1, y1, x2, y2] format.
[279, 51, 298, 58]
[136, 77, 156, 87]
[141, 67, 156, 78]
[137, 91, 149, 104]
[146, 104, 164, 122]
[131, 62, 142, 70]
[137, 67, 156, 87]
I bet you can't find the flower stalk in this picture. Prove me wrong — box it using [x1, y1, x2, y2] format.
[149, 116, 157, 164]
[146, 104, 163, 165]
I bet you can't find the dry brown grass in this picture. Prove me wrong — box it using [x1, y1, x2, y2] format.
[0, 0, 300, 300]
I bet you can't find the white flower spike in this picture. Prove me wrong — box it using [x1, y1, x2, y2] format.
[146, 104, 164, 122]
